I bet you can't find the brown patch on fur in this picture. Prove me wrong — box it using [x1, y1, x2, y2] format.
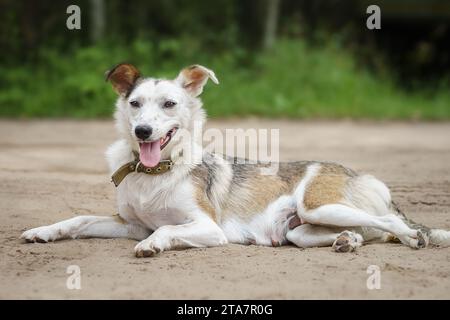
[320, 162, 357, 176]
[194, 185, 217, 222]
[219, 162, 310, 221]
[193, 162, 217, 222]
[113, 214, 127, 224]
[190, 156, 220, 221]
[183, 67, 204, 82]
[181, 66, 207, 91]
[383, 233, 400, 243]
[276, 161, 310, 190]
[239, 174, 289, 214]
[303, 163, 354, 210]
[105, 63, 141, 95]
[192, 171, 290, 222]
[190, 156, 357, 222]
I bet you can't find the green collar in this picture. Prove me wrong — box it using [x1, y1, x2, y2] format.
[111, 152, 173, 187]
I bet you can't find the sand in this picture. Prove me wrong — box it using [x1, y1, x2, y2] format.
[0, 119, 449, 299]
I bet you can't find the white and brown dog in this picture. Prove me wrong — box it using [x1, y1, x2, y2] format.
[21, 63, 450, 256]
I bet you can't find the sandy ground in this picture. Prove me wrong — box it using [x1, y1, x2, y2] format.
[0, 119, 449, 299]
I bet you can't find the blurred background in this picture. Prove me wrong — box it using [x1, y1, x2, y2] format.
[0, 0, 449, 119]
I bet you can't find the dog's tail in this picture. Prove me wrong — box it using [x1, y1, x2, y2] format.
[392, 201, 450, 247]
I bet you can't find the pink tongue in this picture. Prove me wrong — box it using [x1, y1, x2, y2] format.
[139, 140, 161, 167]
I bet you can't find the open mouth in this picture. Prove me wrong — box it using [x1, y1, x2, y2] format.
[138, 127, 178, 168]
[159, 127, 178, 150]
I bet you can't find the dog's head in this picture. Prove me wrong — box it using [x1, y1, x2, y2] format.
[106, 63, 218, 167]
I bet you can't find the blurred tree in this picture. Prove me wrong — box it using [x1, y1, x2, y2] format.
[90, 0, 105, 43]
[21, 0, 37, 51]
[263, 0, 281, 49]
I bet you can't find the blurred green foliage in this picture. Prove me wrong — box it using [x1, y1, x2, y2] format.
[0, 0, 449, 119]
[1, 37, 449, 119]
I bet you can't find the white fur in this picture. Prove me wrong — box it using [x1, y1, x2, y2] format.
[299, 203, 422, 248]
[287, 224, 339, 248]
[342, 174, 392, 216]
[21, 216, 150, 242]
[205, 154, 233, 219]
[430, 229, 450, 247]
[221, 195, 297, 246]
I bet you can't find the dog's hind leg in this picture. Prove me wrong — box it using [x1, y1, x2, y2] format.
[286, 224, 364, 252]
[300, 204, 426, 249]
[287, 224, 340, 248]
[21, 215, 151, 243]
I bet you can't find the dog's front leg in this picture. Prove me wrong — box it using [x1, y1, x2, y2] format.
[134, 218, 227, 257]
[21, 215, 151, 243]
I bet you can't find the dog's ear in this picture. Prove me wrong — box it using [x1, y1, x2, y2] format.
[105, 63, 141, 96]
[176, 65, 219, 97]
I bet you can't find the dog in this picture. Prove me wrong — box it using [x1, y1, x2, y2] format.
[21, 63, 450, 256]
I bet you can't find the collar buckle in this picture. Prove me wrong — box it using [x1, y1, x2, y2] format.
[134, 161, 142, 173]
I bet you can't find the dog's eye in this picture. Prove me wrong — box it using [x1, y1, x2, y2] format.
[129, 100, 141, 108]
[163, 100, 177, 108]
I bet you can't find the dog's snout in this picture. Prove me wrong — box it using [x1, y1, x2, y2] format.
[135, 125, 153, 140]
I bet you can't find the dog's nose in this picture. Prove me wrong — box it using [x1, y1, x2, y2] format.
[134, 125, 153, 140]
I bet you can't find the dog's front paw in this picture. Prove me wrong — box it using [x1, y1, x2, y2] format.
[134, 236, 166, 258]
[21, 226, 58, 243]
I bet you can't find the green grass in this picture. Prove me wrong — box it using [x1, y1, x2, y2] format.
[1, 38, 449, 119]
